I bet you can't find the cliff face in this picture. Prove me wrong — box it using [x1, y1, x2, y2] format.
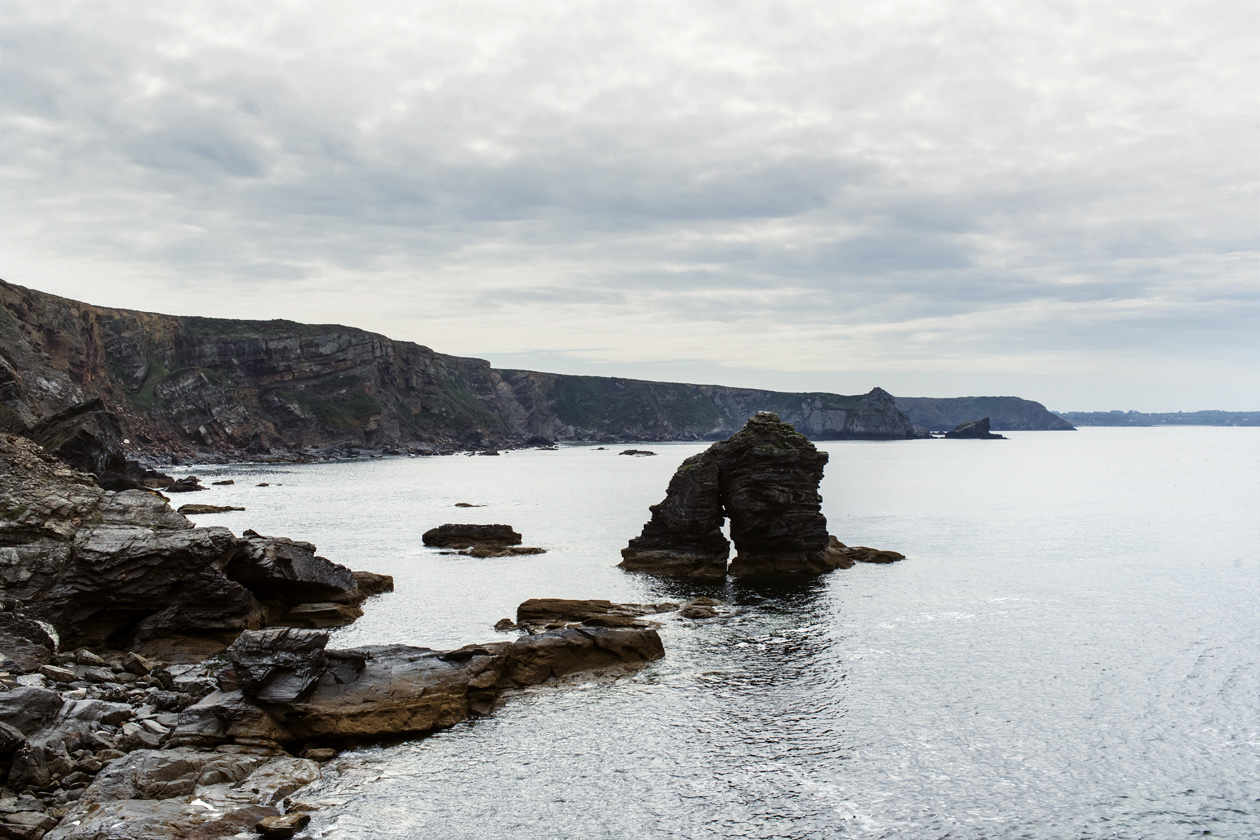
[2, 279, 1033, 455]
[894, 396, 1074, 432]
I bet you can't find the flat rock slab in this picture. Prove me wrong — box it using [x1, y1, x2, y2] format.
[422, 523, 522, 548]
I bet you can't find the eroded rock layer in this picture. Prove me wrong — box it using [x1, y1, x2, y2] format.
[621, 412, 853, 577]
[0, 433, 389, 650]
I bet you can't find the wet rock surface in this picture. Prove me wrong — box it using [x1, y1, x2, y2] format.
[171, 623, 664, 749]
[622, 412, 858, 578]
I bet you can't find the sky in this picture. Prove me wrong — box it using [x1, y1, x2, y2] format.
[1, 0, 1257, 411]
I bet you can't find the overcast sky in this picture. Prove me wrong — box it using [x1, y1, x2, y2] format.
[2, 0, 1256, 411]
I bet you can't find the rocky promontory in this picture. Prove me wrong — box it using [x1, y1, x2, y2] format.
[0, 433, 388, 654]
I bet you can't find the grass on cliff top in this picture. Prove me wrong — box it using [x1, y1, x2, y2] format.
[550, 376, 722, 431]
[179, 316, 357, 340]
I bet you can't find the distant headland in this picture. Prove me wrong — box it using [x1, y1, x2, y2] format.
[1055, 410, 1259, 427]
[1, 278, 1071, 460]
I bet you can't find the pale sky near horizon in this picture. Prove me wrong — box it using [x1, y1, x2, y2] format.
[1, 0, 1257, 411]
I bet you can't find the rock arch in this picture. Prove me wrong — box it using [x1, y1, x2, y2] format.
[619, 412, 849, 578]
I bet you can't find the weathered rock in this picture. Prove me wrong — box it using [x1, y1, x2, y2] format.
[279, 603, 363, 629]
[44, 748, 319, 840]
[222, 629, 329, 705]
[255, 813, 311, 839]
[515, 599, 676, 632]
[176, 504, 245, 515]
[347, 571, 394, 600]
[676, 597, 728, 619]
[0, 688, 65, 736]
[622, 412, 850, 577]
[0, 434, 382, 648]
[619, 451, 729, 580]
[944, 417, 1007, 439]
[456, 546, 546, 558]
[619, 449, 656, 456]
[226, 532, 356, 605]
[0, 809, 58, 839]
[421, 524, 521, 548]
[162, 476, 204, 493]
[211, 479, 235, 485]
[832, 542, 906, 564]
[0, 612, 59, 671]
[172, 626, 663, 747]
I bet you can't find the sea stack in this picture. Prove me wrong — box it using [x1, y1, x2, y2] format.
[620, 412, 850, 578]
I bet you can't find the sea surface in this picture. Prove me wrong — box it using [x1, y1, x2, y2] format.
[178, 427, 1260, 839]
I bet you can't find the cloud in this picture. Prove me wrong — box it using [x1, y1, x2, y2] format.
[1, 0, 1257, 410]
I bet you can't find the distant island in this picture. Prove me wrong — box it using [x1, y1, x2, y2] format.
[1055, 410, 1259, 427]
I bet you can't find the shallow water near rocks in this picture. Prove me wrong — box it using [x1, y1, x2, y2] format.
[179, 428, 1260, 839]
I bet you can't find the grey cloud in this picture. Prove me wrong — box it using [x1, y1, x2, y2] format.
[1, 0, 1256, 409]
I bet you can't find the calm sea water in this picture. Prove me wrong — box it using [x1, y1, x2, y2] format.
[179, 428, 1260, 839]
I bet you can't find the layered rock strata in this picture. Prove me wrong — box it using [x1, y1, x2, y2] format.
[0, 433, 390, 651]
[173, 622, 664, 749]
[621, 413, 840, 577]
[622, 413, 880, 578]
[0, 279, 943, 459]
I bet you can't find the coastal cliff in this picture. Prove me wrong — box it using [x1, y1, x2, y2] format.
[0, 280, 1066, 456]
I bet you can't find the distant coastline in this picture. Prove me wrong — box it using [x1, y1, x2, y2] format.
[1054, 410, 1260, 427]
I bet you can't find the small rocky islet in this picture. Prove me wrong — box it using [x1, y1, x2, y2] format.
[0, 408, 903, 839]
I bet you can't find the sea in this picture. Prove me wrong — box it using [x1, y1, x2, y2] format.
[176, 427, 1260, 840]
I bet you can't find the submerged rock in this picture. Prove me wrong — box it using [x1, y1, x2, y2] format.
[621, 412, 854, 578]
[177, 504, 245, 515]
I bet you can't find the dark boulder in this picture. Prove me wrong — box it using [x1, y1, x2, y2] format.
[422, 524, 521, 548]
[221, 628, 330, 704]
[944, 417, 1007, 439]
[226, 532, 356, 605]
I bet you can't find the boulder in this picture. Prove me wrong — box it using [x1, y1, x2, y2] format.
[621, 412, 854, 577]
[421, 524, 521, 548]
[0, 687, 64, 736]
[222, 629, 329, 705]
[944, 417, 1007, 439]
[225, 532, 356, 605]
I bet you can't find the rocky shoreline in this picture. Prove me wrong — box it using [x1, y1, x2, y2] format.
[1, 402, 908, 839]
[0, 430, 703, 839]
